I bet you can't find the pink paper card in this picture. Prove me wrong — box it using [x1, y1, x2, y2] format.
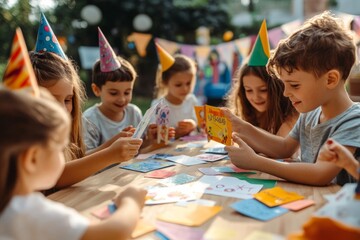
[145, 169, 176, 179]
[281, 199, 315, 211]
[91, 205, 111, 220]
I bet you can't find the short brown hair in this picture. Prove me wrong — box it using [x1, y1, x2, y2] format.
[92, 56, 137, 88]
[267, 11, 356, 80]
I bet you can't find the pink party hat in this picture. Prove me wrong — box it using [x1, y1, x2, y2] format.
[98, 27, 121, 72]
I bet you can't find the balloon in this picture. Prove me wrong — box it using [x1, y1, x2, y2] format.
[81, 5, 102, 25]
[133, 14, 153, 31]
[223, 31, 233, 41]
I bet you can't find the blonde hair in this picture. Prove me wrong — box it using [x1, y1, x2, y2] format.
[154, 54, 196, 98]
[30, 51, 86, 161]
[0, 88, 70, 213]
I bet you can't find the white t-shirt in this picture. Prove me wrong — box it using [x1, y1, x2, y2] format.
[0, 193, 89, 240]
[151, 94, 199, 128]
[83, 103, 142, 151]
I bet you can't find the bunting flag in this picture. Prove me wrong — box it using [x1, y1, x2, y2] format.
[127, 32, 153, 57]
[248, 19, 271, 67]
[98, 27, 121, 72]
[155, 38, 179, 55]
[35, 13, 67, 59]
[3, 28, 39, 97]
[155, 42, 175, 72]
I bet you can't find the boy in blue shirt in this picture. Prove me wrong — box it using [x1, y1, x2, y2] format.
[224, 11, 360, 186]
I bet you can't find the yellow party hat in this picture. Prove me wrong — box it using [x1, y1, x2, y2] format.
[155, 42, 175, 72]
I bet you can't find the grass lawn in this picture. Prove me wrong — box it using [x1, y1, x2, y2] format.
[84, 96, 152, 114]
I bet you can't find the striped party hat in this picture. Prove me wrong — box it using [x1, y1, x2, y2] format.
[155, 42, 175, 72]
[3, 28, 39, 97]
[35, 13, 67, 59]
[98, 27, 121, 72]
[248, 19, 270, 66]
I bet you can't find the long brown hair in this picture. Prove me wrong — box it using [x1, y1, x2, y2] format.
[0, 88, 70, 213]
[226, 63, 297, 134]
[30, 51, 86, 161]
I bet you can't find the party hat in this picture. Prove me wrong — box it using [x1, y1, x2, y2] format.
[35, 13, 67, 59]
[98, 27, 121, 72]
[248, 19, 270, 66]
[3, 28, 39, 97]
[155, 42, 175, 72]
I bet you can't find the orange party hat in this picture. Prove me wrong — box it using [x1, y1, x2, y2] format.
[3, 28, 39, 97]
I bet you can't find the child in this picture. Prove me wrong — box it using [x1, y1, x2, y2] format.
[30, 14, 143, 189]
[224, 11, 360, 186]
[226, 20, 298, 138]
[0, 88, 146, 240]
[83, 28, 142, 151]
[153, 43, 198, 138]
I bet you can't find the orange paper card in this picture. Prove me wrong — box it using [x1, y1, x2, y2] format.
[131, 219, 156, 238]
[254, 187, 304, 207]
[194, 106, 205, 127]
[156, 204, 222, 226]
[205, 105, 232, 146]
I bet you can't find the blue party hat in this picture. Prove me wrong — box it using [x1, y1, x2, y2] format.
[35, 13, 67, 59]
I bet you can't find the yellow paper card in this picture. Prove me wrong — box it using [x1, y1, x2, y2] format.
[194, 106, 205, 127]
[156, 204, 222, 226]
[131, 219, 156, 238]
[205, 105, 232, 146]
[244, 230, 284, 240]
[254, 187, 304, 207]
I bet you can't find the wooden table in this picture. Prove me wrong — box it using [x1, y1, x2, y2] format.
[48, 140, 340, 239]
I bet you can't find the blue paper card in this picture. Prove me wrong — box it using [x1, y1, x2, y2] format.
[231, 199, 289, 221]
[205, 147, 228, 155]
[149, 153, 174, 160]
[120, 160, 175, 173]
[158, 173, 197, 186]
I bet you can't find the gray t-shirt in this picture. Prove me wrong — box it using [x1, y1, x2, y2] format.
[83, 103, 142, 151]
[289, 103, 360, 185]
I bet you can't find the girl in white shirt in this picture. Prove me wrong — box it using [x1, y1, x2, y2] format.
[0, 89, 146, 240]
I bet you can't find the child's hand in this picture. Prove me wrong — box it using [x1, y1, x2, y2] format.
[318, 139, 355, 168]
[221, 107, 243, 133]
[108, 137, 142, 162]
[113, 186, 147, 209]
[225, 132, 257, 170]
[176, 119, 196, 137]
[122, 125, 136, 134]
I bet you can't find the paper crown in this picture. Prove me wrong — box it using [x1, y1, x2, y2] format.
[35, 13, 67, 59]
[98, 27, 121, 72]
[248, 19, 270, 67]
[155, 42, 175, 72]
[3, 28, 39, 97]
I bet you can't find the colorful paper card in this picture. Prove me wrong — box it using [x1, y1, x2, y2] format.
[194, 153, 228, 162]
[156, 204, 222, 226]
[199, 175, 263, 199]
[198, 167, 222, 175]
[231, 199, 289, 221]
[133, 100, 161, 138]
[194, 106, 205, 127]
[205, 105, 232, 146]
[281, 199, 315, 211]
[156, 103, 170, 144]
[145, 185, 198, 205]
[158, 173, 196, 186]
[243, 230, 285, 240]
[144, 169, 176, 179]
[231, 175, 277, 189]
[155, 221, 205, 240]
[91, 203, 117, 220]
[131, 219, 156, 238]
[204, 147, 228, 155]
[254, 187, 304, 207]
[149, 153, 174, 159]
[165, 155, 206, 166]
[119, 159, 175, 173]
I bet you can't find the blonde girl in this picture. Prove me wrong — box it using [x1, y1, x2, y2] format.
[0, 88, 146, 240]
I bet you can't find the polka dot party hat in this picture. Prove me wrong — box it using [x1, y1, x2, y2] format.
[98, 27, 121, 72]
[35, 13, 67, 59]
